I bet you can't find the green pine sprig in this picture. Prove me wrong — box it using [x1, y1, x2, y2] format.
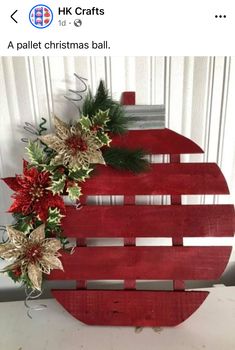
[82, 80, 128, 134]
[103, 147, 150, 173]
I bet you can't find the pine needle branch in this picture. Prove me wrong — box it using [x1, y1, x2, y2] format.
[82, 80, 128, 134]
[103, 147, 150, 173]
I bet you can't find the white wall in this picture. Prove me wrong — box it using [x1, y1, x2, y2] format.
[0, 56, 235, 298]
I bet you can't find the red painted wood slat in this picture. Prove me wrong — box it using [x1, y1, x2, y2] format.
[80, 163, 229, 195]
[111, 129, 203, 155]
[52, 290, 209, 326]
[49, 246, 231, 281]
[62, 204, 235, 238]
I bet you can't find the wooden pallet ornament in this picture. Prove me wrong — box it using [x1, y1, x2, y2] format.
[50, 95, 234, 326]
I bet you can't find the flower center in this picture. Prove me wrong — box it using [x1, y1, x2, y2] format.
[25, 244, 43, 263]
[29, 185, 44, 200]
[65, 135, 88, 155]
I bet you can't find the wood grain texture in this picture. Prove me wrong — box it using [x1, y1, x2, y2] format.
[52, 290, 209, 326]
[111, 129, 203, 154]
[49, 246, 231, 280]
[62, 204, 235, 238]
[80, 163, 229, 195]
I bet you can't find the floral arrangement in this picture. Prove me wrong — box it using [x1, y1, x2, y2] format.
[0, 80, 149, 292]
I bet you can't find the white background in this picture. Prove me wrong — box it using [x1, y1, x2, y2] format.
[0, 56, 235, 300]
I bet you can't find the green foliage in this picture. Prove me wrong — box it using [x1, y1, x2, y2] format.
[12, 213, 34, 234]
[103, 147, 150, 173]
[48, 175, 66, 195]
[67, 183, 82, 201]
[7, 270, 22, 283]
[79, 115, 92, 131]
[97, 132, 111, 146]
[43, 163, 58, 173]
[59, 235, 69, 247]
[82, 80, 128, 134]
[106, 104, 129, 135]
[45, 208, 65, 239]
[47, 208, 64, 226]
[6, 267, 33, 288]
[21, 273, 33, 288]
[93, 109, 110, 127]
[69, 167, 92, 182]
[26, 140, 46, 166]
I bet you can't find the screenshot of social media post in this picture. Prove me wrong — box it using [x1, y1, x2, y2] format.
[0, 1, 235, 350]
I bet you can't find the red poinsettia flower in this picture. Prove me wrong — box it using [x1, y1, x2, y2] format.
[3, 160, 65, 221]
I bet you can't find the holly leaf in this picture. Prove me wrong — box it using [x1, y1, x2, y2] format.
[14, 220, 33, 234]
[7, 270, 21, 283]
[68, 167, 92, 182]
[51, 168, 66, 181]
[12, 213, 34, 234]
[42, 164, 57, 173]
[97, 132, 111, 146]
[26, 141, 46, 166]
[48, 175, 66, 195]
[79, 116, 92, 131]
[46, 208, 64, 226]
[67, 184, 82, 201]
[20, 273, 33, 288]
[93, 109, 110, 127]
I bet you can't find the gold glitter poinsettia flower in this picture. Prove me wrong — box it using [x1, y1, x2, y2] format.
[0, 224, 63, 291]
[39, 116, 105, 169]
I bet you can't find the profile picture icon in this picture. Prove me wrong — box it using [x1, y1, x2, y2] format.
[29, 4, 53, 29]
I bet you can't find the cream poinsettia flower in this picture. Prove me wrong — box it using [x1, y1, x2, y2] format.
[39, 116, 105, 169]
[0, 224, 63, 291]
